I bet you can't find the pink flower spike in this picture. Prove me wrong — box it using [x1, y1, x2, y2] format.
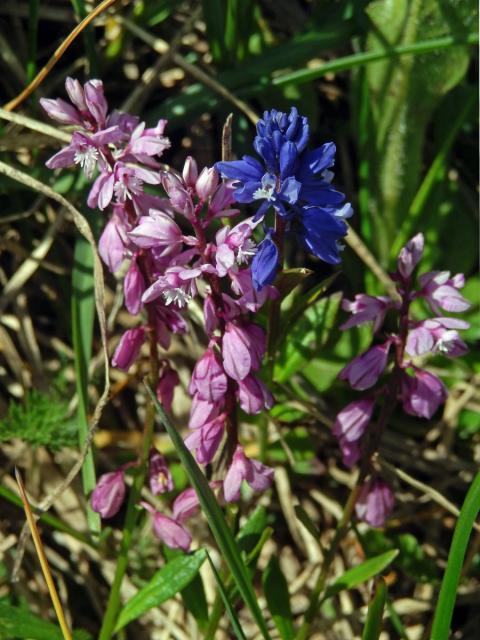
[111, 326, 145, 371]
[124, 259, 145, 315]
[188, 347, 228, 403]
[355, 478, 395, 527]
[340, 294, 392, 333]
[223, 445, 274, 503]
[156, 366, 180, 412]
[339, 342, 391, 391]
[397, 233, 424, 279]
[400, 369, 447, 419]
[91, 470, 126, 518]
[141, 502, 191, 551]
[148, 450, 174, 495]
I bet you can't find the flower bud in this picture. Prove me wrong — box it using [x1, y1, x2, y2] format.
[111, 327, 145, 371]
[195, 167, 218, 200]
[355, 477, 394, 527]
[182, 156, 199, 187]
[91, 470, 126, 518]
[124, 259, 145, 315]
[148, 450, 174, 495]
[397, 233, 424, 279]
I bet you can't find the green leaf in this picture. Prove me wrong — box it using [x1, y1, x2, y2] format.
[263, 556, 295, 640]
[206, 550, 247, 640]
[145, 383, 272, 640]
[361, 579, 387, 640]
[0, 602, 91, 640]
[430, 472, 480, 640]
[115, 549, 206, 632]
[323, 550, 399, 601]
[237, 506, 269, 554]
[275, 292, 342, 382]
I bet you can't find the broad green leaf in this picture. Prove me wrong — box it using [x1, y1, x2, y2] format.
[263, 556, 295, 640]
[0, 602, 91, 640]
[275, 292, 342, 382]
[115, 549, 206, 631]
[145, 384, 272, 640]
[364, 0, 477, 264]
[431, 472, 480, 640]
[361, 579, 387, 640]
[206, 551, 247, 640]
[323, 549, 399, 601]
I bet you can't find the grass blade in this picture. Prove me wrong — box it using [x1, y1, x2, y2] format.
[206, 550, 247, 640]
[263, 556, 295, 640]
[430, 472, 480, 640]
[144, 381, 272, 640]
[362, 579, 387, 640]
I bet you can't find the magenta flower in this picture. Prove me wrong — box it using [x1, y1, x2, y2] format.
[339, 341, 392, 391]
[156, 366, 180, 412]
[355, 477, 395, 527]
[237, 374, 274, 414]
[223, 445, 274, 503]
[333, 397, 375, 468]
[406, 317, 469, 358]
[91, 470, 126, 518]
[340, 294, 393, 332]
[98, 211, 128, 273]
[400, 369, 447, 419]
[129, 211, 183, 253]
[222, 321, 266, 381]
[111, 326, 145, 371]
[419, 271, 470, 314]
[397, 233, 424, 279]
[172, 481, 222, 523]
[141, 502, 191, 551]
[188, 394, 221, 430]
[124, 259, 146, 315]
[148, 450, 174, 495]
[184, 413, 226, 464]
[188, 346, 228, 403]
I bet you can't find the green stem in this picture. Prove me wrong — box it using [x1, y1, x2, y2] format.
[26, 0, 39, 82]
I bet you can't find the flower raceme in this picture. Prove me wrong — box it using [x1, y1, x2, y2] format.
[335, 232, 470, 526]
[216, 107, 353, 289]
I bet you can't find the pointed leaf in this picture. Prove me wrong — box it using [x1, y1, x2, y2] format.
[263, 556, 295, 640]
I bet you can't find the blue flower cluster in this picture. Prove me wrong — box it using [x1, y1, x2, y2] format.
[216, 108, 352, 290]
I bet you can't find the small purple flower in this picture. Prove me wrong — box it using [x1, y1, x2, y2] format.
[91, 470, 126, 518]
[184, 413, 227, 464]
[172, 481, 222, 523]
[355, 477, 395, 527]
[148, 450, 174, 495]
[182, 156, 198, 187]
[98, 207, 129, 273]
[237, 374, 274, 414]
[340, 294, 393, 332]
[188, 393, 221, 430]
[111, 326, 145, 371]
[124, 259, 146, 315]
[189, 346, 228, 403]
[129, 211, 183, 253]
[333, 397, 375, 468]
[397, 233, 424, 279]
[339, 341, 392, 391]
[406, 317, 469, 358]
[141, 502, 191, 551]
[222, 321, 266, 382]
[156, 366, 180, 412]
[418, 271, 470, 314]
[223, 445, 274, 503]
[400, 369, 447, 419]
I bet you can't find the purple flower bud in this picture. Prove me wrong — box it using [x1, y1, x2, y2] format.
[172, 481, 221, 523]
[189, 347, 228, 403]
[40, 97, 83, 126]
[129, 211, 182, 251]
[141, 502, 191, 551]
[184, 413, 226, 464]
[124, 259, 145, 315]
[339, 341, 391, 391]
[237, 374, 274, 414]
[162, 173, 194, 218]
[182, 156, 198, 187]
[111, 327, 145, 371]
[355, 477, 394, 527]
[188, 393, 221, 430]
[65, 77, 87, 113]
[397, 233, 424, 279]
[209, 181, 238, 217]
[222, 322, 266, 381]
[419, 271, 470, 314]
[333, 397, 375, 468]
[340, 294, 392, 333]
[98, 208, 128, 273]
[203, 295, 219, 336]
[400, 369, 447, 419]
[91, 470, 126, 518]
[156, 366, 180, 412]
[148, 450, 174, 495]
[84, 79, 108, 128]
[195, 167, 219, 200]
[223, 445, 274, 503]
